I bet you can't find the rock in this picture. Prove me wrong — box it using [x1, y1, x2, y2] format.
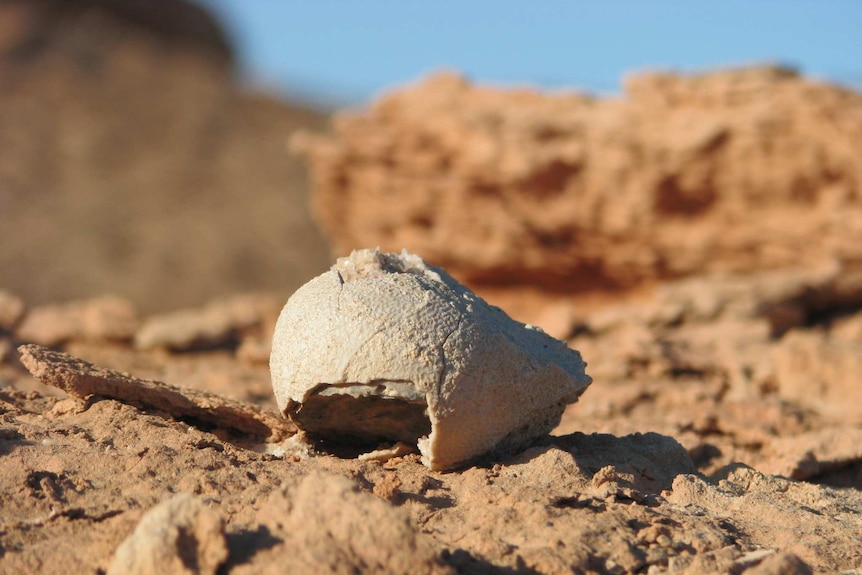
[666, 465, 862, 572]
[492, 432, 695, 505]
[0, 289, 25, 332]
[0, 0, 330, 313]
[19, 343, 294, 443]
[563, 432, 695, 496]
[831, 311, 862, 342]
[236, 336, 273, 365]
[3, 335, 862, 574]
[135, 294, 281, 352]
[107, 493, 227, 575]
[771, 330, 862, 422]
[644, 263, 859, 334]
[244, 471, 451, 575]
[270, 248, 591, 470]
[744, 552, 812, 575]
[16, 296, 139, 345]
[759, 426, 862, 480]
[572, 263, 862, 405]
[295, 67, 862, 303]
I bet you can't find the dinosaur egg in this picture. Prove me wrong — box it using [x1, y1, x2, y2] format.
[270, 248, 591, 470]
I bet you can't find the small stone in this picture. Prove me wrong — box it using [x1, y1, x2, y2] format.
[107, 493, 227, 575]
[253, 471, 449, 574]
[0, 289, 25, 332]
[358, 441, 417, 462]
[16, 296, 138, 345]
[743, 551, 812, 575]
[135, 294, 279, 352]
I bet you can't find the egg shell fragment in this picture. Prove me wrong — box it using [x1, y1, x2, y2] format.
[270, 248, 592, 471]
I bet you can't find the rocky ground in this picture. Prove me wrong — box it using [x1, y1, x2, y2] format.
[1, 2, 861, 574]
[1, 253, 861, 574]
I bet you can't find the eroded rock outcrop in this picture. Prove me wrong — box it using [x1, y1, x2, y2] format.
[296, 67, 862, 295]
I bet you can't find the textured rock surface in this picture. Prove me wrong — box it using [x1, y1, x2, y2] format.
[3, 22, 862, 572]
[18, 344, 293, 443]
[665, 465, 862, 571]
[0, 0, 331, 313]
[240, 471, 452, 575]
[16, 296, 139, 346]
[556, 262, 862, 498]
[0, 290, 25, 332]
[270, 248, 591, 470]
[1, 290, 861, 574]
[135, 294, 282, 352]
[296, 67, 862, 297]
[568, 264, 862, 430]
[107, 493, 227, 575]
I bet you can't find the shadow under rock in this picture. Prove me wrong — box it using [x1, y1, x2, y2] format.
[526, 431, 697, 497]
[441, 548, 539, 575]
[398, 475, 456, 510]
[0, 428, 32, 456]
[218, 525, 282, 574]
[809, 460, 862, 491]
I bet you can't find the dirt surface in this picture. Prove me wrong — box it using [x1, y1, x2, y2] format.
[2, 265, 861, 574]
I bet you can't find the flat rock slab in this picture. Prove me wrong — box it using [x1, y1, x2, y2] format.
[18, 344, 293, 443]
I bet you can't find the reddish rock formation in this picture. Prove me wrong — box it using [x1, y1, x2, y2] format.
[295, 67, 862, 296]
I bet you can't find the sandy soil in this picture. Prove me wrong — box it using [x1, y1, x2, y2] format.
[1, 273, 860, 574]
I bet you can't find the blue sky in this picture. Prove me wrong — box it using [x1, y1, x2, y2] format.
[199, 1, 861, 108]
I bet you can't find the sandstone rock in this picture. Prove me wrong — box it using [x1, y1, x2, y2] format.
[637, 263, 859, 335]
[243, 471, 451, 575]
[561, 261, 862, 485]
[831, 311, 862, 342]
[574, 264, 862, 403]
[666, 465, 862, 572]
[743, 552, 812, 575]
[3, 336, 862, 574]
[759, 426, 862, 480]
[235, 336, 272, 365]
[16, 296, 139, 345]
[0, 289, 25, 332]
[295, 67, 862, 298]
[135, 294, 281, 352]
[0, 0, 330, 313]
[19, 343, 294, 443]
[771, 330, 862, 422]
[270, 248, 591, 470]
[107, 493, 227, 575]
[562, 432, 695, 497]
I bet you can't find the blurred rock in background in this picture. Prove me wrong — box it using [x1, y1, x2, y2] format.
[0, 0, 331, 312]
[295, 68, 862, 320]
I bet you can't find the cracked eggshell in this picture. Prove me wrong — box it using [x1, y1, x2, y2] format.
[270, 248, 592, 471]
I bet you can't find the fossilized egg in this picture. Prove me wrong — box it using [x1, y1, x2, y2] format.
[270, 248, 592, 470]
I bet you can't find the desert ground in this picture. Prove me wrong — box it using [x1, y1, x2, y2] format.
[1, 2, 861, 574]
